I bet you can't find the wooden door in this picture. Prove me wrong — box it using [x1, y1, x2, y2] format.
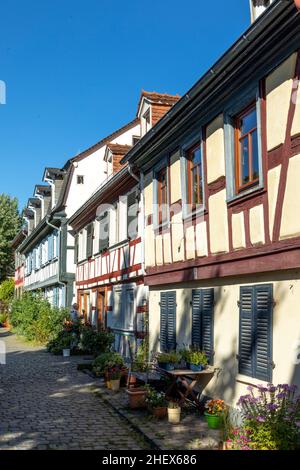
[96, 289, 106, 330]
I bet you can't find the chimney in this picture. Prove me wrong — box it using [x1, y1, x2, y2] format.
[249, 0, 275, 22]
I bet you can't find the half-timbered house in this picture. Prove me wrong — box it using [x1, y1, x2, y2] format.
[122, 0, 300, 405]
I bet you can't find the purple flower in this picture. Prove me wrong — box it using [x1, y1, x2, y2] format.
[247, 385, 254, 392]
[257, 385, 268, 392]
[267, 385, 277, 393]
[276, 392, 287, 400]
[267, 403, 278, 411]
[256, 416, 266, 422]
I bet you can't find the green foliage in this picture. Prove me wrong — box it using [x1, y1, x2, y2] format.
[92, 352, 125, 375]
[179, 348, 208, 366]
[132, 339, 149, 372]
[0, 194, 22, 281]
[47, 330, 77, 355]
[145, 386, 167, 408]
[9, 292, 68, 344]
[78, 326, 114, 356]
[0, 312, 8, 325]
[156, 351, 180, 364]
[0, 278, 15, 303]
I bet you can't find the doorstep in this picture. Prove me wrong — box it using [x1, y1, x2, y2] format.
[92, 381, 221, 451]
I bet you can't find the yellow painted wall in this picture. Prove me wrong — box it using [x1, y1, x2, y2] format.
[170, 150, 181, 204]
[249, 204, 265, 245]
[291, 85, 300, 137]
[232, 212, 246, 250]
[266, 53, 296, 151]
[206, 115, 225, 184]
[280, 154, 300, 240]
[171, 212, 185, 262]
[267, 165, 281, 239]
[208, 189, 229, 254]
[149, 270, 300, 407]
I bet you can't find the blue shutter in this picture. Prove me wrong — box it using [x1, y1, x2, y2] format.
[192, 289, 214, 364]
[254, 285, 273, 382]
[160, 293, 168, 352]
[192, 290, 202, 348]
[167, 292, 176, 351]
[239, 286, 255, 377]
[201, 289, 214, 365]
[160, 292, 176, 352]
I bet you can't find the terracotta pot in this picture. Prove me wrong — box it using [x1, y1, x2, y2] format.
[168, 407, 181, 424]
[126, 388, 147, 409]
[152, 406, 167, 419]
[127, 374, 137, 389]
[294, 0, 300, 10]
[106, 380, 112, 390]
[110, 379, 121, 392]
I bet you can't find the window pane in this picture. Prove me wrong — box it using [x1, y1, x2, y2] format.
[241, 108, 257, 135]
[251, 129, 259, 181]
[193, 147, 201, 165]
[240, 137, 250, 185]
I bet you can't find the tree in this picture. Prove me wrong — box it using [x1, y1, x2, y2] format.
[0, 194, 21, 281]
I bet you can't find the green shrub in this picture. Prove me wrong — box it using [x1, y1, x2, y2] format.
[78, 326, 114, 356]
[47, 330, 77, 355]
[0, 312, 8, 325]
[9, 292, 68, 344]
[0, 279, 15, 304]
[92, 352, 124, 375]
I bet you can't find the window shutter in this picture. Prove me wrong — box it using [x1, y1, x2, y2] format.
[127, 191, 139, 239]
[254, 284, 273, 382]
[99, 212, 110, 253]
[192, 289, 214, 364]
[74, 234, 79, 264]
[239, 286, 254, 377]
[86, 223, 94, 259]
[167, 292, 176, 351]
[160, 293, 168, 352]
[201, 289, 214, 365]
[192, 290, 202, 349]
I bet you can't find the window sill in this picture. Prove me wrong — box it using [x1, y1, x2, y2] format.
[182, 207, 207, 222]
[236, 373, 269, 388]
[227, 186, 266, 208]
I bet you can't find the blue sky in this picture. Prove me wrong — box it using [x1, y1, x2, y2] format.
[0, 0, 250, 210]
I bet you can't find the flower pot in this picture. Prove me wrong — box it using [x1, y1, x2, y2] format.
[63, 348, 70, 357]
[189, 363, 204, 372]
[106, 380, 112, 389]
[126, 388, 147, 409]
[127, 374, 137, 389]
[158, 362, 175, 371]
[110, 379, 121, 392]
[168, 407, 181, 424]
[204, 412, 222, 429]
[152, 406, 167, 419]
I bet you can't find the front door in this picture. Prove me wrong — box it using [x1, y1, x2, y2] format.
[97, 289, 106, 330]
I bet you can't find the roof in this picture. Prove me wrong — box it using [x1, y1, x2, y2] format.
[137, 91, 181, 116]
[106, 143, 132, 155]
[123, 0, 300, 169]
[11, 230, 27, 250]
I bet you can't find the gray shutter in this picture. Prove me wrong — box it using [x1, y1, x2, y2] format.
[86, 223, 94, 259]
[254, 285, 273, 382]
[99, 212, 109, 253]
[74, 234, 79, 264]
[192, 289, 214, 364]
[127, 191, 139, 239]
[239, 287, 255, 377]
[167, 292, 176, 351]
[192, 290, 202, 348]
[160, 293, 168, 352]
[201, 289, 214, 365]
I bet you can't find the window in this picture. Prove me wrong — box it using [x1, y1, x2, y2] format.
[157, 167, 168, 226]
[127, 191, 139, 239]
[132, 136, 141, 146]
[77, 175, 84, 185]
[186, 143, 203, 211]
[192, 289, 214, 364]
[124, 289, 135, 330]
[234, 104, 260, 194]
[86, 223, 94, 259]
[143, 109, 151, 134]
[160, 292, 176, 352]
[239, 284, 273, 382]
[98, 211, 109, 253]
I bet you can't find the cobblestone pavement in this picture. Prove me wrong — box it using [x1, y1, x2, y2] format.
[0, 329, 148, 450]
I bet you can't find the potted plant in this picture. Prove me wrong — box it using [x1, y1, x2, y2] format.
[156, 351, 179, 371]
[204, 399, 227, 430]
[126, 387, 147, 409]
[145, 386, 167, 419]
[109, 367, 121, 392]
[167, 401, 181, 424]
[61, 335, 73, 357]
[187, 350, 208, 372]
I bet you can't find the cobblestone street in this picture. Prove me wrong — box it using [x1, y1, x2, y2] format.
[0, 329, 148, 450]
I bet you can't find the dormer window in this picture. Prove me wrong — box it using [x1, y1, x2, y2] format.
[142, 108, 151, 136]
[132, 135, 141, 146]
